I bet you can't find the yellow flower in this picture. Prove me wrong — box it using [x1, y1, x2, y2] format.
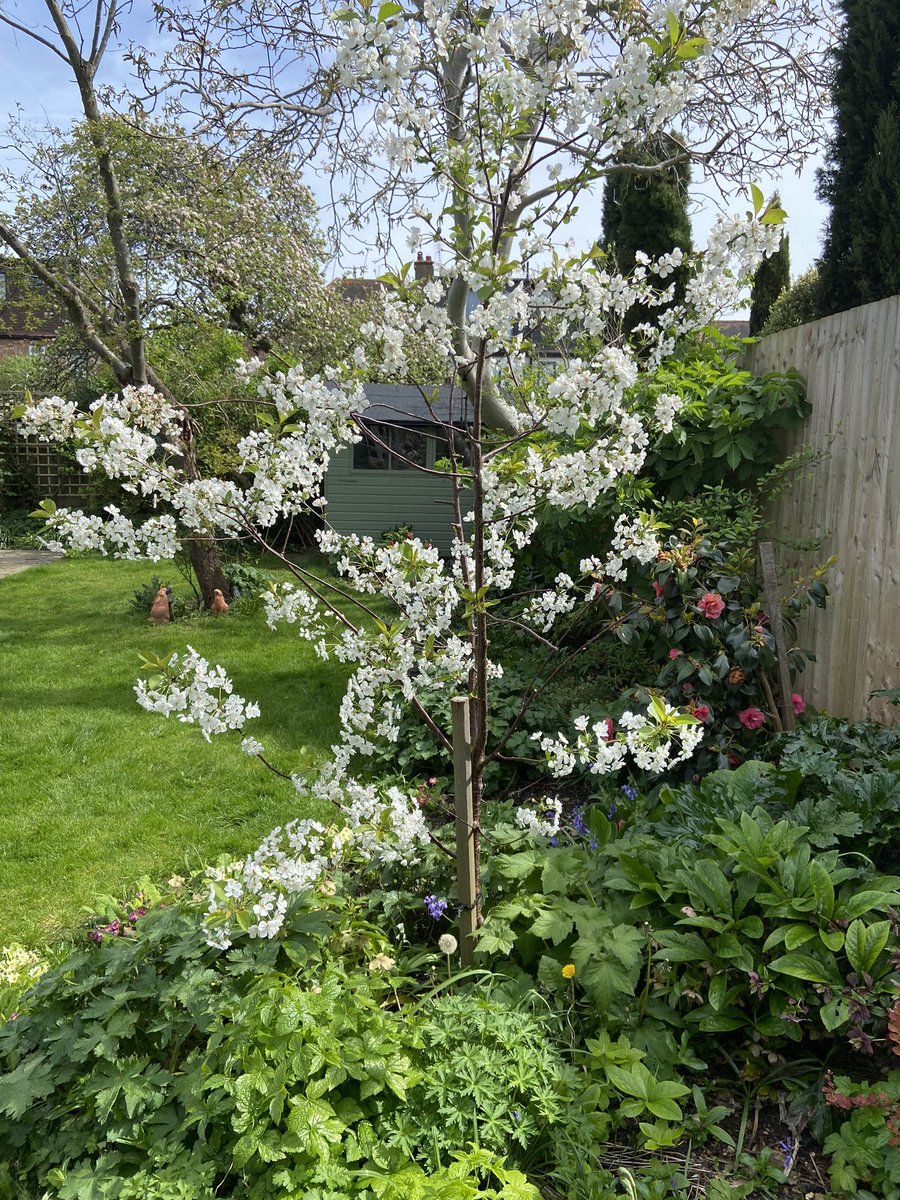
[561, 963, 576, 979]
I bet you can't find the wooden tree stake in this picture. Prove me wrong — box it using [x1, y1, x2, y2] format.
[758, 540, 796, 732]
[451, 695, 478, 967]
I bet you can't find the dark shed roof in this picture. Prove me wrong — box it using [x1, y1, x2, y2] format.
[360, 384, 470, 425]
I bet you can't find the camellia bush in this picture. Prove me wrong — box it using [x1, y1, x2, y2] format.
[13, 0, 826, 960]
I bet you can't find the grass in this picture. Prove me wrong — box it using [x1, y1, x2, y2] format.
[0, 553, 365, 946]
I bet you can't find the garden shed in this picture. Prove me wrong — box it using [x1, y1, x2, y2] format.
[324, 384, 469, 555]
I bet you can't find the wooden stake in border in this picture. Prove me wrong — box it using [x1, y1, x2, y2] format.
[758, 540, 796, 732]
[451, 695, 478, 967]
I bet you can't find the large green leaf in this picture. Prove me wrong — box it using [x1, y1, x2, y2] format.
[844, 919, 892, 976]
[769, 952, 838, 985]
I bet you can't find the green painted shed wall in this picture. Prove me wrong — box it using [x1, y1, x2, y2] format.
[324, 446, 466, 554]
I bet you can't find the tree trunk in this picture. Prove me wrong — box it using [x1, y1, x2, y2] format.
[188, 536, 231, 608]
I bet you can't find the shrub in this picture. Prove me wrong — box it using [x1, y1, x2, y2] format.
[760, 268, 824, 336]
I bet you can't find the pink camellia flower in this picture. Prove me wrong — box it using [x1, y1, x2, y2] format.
[697, 592, 726, 619]
[792, 693, 807, 716]
[668, 648, 682, 660]
[652, 580, 665, 598]
[692, 704, 711, 723]
[601, 718, 614, 741]
[738, 707, 766, 730]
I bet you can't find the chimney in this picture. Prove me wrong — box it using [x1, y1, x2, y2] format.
[414, 252, 434, 281]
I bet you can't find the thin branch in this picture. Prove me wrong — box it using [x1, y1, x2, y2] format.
[0, 9, 69, 62]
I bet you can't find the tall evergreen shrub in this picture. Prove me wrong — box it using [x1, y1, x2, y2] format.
[602, 131, 692, 332]
[817, 0, 900, 314]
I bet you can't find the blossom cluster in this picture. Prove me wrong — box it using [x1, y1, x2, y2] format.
[134, 647, 261, 741]
[205, 777, 428, 947]
[534, 698, 703, 779]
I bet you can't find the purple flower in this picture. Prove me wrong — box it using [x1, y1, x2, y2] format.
[88, 928, 103, 943]
[850, 1028, 875, 1055]
[572, 808, 588, 836]
[607, 804, 617, 820]
[620, 784, 638, 801]
[549, 836, 559, 847]
[748, 970, 766, 999]
[778, 1139, 793, 1171]
[589, 835, 598, 852]
[424, 895, 448, 921]
[105, 920, 122, 937]
[127, 907, 147, 922]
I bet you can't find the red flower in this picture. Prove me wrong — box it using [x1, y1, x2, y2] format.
[738, 707, 766, 730]
[792, 693, 807, 716]
[726, 753, 741, 767]
[697, 592, 725, 619]
[601, 718, 614, 741]
[668, 648, 682, 659]
[652, 580, 665, 598]
[692, 704, 711, 723]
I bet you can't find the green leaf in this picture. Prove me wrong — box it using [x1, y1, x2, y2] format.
[844, 919, 891, 976]
[819, 928, 845, 952]
[841, 889, 895, 919]
[820, 997, 850, 1032]
[809, 860, 835, 919]
[749, 183, 764, 215]
[769, 952, 837, 984]
[377, 0, 402, 18]
[784, 925, 817, 950]
[530, 905, 575, 945]
[708, 973, 727, 1012]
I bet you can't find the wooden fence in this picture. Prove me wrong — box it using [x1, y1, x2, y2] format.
[746, 294, 900, 725]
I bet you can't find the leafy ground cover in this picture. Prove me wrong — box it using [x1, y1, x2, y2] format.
[3, 725, 900, 1198]
[0, 554, 357, 944]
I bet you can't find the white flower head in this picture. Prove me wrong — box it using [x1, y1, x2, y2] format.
[438, 933, 458, 956]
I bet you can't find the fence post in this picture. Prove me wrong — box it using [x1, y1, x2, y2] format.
[451, 695, 477, 967]
[759, 540, 796, 732]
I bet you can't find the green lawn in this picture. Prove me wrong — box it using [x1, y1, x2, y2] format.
[0, 555, 357, 946]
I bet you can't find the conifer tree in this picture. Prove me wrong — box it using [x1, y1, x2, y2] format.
[602, 131, 692, 333]
[817, 0, 900, 314]
[749, 200, 791, 334]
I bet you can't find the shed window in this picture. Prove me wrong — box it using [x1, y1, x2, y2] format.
[353, 422, 429, 470]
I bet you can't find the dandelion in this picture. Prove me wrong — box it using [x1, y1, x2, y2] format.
[438, 933, 458, 956]
[561, 963, 576, 979]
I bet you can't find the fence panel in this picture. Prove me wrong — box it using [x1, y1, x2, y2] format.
[746, 293, 900, 725]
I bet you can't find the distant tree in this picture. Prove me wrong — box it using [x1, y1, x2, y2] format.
[761, 267, 824, 335]
[602, 131, 692, 333]
[817, 0, 900, 314]
[749, 200, 791, 334]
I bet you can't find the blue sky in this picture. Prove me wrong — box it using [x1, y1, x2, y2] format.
[0, 4, 830, 315]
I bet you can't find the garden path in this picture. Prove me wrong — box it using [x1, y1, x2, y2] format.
[0, 549, 64, 578]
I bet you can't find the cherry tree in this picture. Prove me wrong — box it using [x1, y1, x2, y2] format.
[16, 0, 822, 951]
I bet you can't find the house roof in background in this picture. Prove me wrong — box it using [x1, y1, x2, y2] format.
[712, 319, 751, 338]
[360, 384, 469, 425]
[330, 277, 388, 304]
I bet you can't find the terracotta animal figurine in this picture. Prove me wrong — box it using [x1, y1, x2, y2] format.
[148, 586, 170, 624]
[210, 588, 230, 617]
